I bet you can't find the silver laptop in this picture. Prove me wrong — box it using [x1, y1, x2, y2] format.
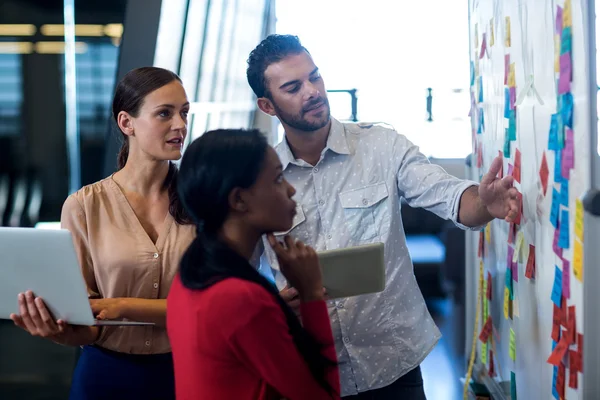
[318, 242, 385, 299]
[0, 227, 153, 326]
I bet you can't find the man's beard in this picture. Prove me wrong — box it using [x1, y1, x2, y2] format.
[273, 97, 331, 132]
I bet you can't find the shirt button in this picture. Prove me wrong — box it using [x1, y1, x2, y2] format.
[145, 341, 151, 346]
[362, 198, 369, 206]
[337, 302, 344, 309]
[343, 337, 350, 344]
[327, 234, 332, 240]
[153, 283, 159, 289]
[153, 253, 159, 259]
[319, 200, 325, 206]
[313, 167, 319, 173]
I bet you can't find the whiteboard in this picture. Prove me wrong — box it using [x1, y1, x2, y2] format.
[466, 0, 591, 399]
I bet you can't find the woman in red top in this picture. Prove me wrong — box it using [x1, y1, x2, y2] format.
[167, 128, 340, 400]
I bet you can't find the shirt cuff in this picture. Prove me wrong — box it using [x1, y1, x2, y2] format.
[451, 180, 486, 231]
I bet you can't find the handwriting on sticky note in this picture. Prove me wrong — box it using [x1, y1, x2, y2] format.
[509, 86, 517, 110]
[505, 16, 511, 47]
[514, 232, 524, 262]
[508, 63, 516, 87]
[525, 244, 535, 279]
[575, 198, 584, 241]
[509, 328, 516, 361]
[483, 279, 488, 321]
[555, 149, 563, 184]
[508, 110, 517, 140]
[507, 245, 515, 267]
[557, 362, 566, 399]
[479, 315, 493, 343]
[558, 209, 570, 249]
[553, 223, 563, 258]
[552, 365, 559, 399]
[574, 239, 583, 282]
[558, 53, 572, 94]
[561, 295, 568, 327]
[504, 88, 511, 118]
[547, 335, 569, 366]
[552, 305, 561, 342]
[568, 305, 576, 344]
[548, 114, 559, 151]
[570, 349, 582, 372]
[560, 180, 569, 207]
[562, 92, 574, 129]
[540, 152, 549, 196]
[551, 265, 563, 306]
[550, 188, 560, 228]
[562, 128, 575, 178]
[562, 259, 571, 299]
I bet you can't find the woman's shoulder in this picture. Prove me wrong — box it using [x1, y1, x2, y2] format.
[62, 177, 117, 212]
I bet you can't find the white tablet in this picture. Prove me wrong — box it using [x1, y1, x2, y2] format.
[318, 242, 385, 299]
[0, 227, 153, 327]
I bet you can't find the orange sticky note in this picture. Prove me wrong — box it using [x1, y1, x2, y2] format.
[514, 148, 522, 183]
[547, 335, 569, 366]
[525, 244, 535, 279]
[479, 315, 493, 343]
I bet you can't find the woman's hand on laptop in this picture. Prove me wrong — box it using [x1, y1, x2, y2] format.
[10, 290, 97, 346]
[90, 298, 125, 320]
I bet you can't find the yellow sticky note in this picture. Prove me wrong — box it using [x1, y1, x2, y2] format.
[508, 63, 516, 87]
[574, 239, 584, 282]
[554, 35, 561, 73]
[505, 16, 511, 47]
[481, 341, 488, 364]
[485, 223, 491, 243]
[575, 198, 584, 242]
[563, 0, 572, 28]
[490, 18, 495, 46]
[513, 232, 524, 262]
[504, 287, 510, 319]
[509, 328, 516, 361]
[513, 295, 519, 318]
[483, 280, 489, 321]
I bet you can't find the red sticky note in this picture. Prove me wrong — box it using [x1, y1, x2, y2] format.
[557, 362, 566, 399]
[548, 332, 570, 366]
[479, 315, 493, 343]
[578, 333, 584, 355]
[561, 296, 568, 327]
[552, 304, 561, 342]
[570, 349, 582, 372]
[563, 260, 571, 299]
[525, 244, 535, 279]
[568, 305, 576, 344]
[569, 366, 578, 389]
[498, 151, 504, 178]
[540, 152, 549, 196]
[513, 149, 521, 183]
[487, 271, 493, 300]
[504, 54, 510, 85]
[514, 191, 523, 225]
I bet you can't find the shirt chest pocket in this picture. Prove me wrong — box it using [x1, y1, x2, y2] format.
[339, 182, 389, 243]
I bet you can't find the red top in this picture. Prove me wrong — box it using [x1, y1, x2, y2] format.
[167, 274, 340, 400]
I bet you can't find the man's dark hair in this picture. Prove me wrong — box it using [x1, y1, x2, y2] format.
[246, 34, 308, 99]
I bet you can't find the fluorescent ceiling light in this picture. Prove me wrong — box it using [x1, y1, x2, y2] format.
[40, 24, 104, 37]
[35, 41, 88, 54]
[0, 24, 36, 36]
[0, 42, 34, 54]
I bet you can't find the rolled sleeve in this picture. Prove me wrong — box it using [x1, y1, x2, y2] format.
[451, 180, 485, 231]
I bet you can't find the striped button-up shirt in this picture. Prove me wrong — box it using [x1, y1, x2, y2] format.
[260, 117, 477, 396]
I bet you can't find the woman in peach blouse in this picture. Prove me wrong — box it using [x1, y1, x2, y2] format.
[10, 67, 195, 399]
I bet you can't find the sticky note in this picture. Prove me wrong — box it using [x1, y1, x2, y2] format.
[481, 340, 488, 363]
[547, 335, 569, 366]
[556, 6, 563, 34]
[505, 16, 511, 47]
[504, 130, 511, 158]
[513, 295, 520, 317]
[567, 305, 576, 344]
[511, 371, 517, 400]
[554, 149, 563, 184]
[562, 129, 575, 178]
[540, 152, 549, 195]
[574, 239, 583, 282]
[504, 88, 511, 118]
[548, 114, 559, 151]
[551, 265, 563, 306]
[559, 53, 572, 94]
[558, 209, 570, 249]
[560, 180, 569, 207]
[510, 86, 517, 110]
[561, 91, 574, 129]
[555, 35, 560, 73]
[561, 295, 568, 327]
[553, 224, 563, 258]
[563, 0, 572, 28]
[470, 61, 475, 86]
[515, 191, 523, 225]
[485, 223, 491, 243]
[508, 63, 516, 87]
[509, 328, 516, 361]
[561, 26, 572, 54]
[483, 279, 488, 320]
[550, 188, 560, 228]
[557, 363, 566, 399]
[479, 33, 487, 59]
[578, 333, 584, 355]
[479, 76, 484, 103]
[487, 271, 492, 300]
[507, 245, 515, 268]
[478, 109, 485, 134]
[514, 232, 524, 262]
[569, 363, 579, 389]
[490, 18, 495, 46]
[570, 348, 582, 372]
[504, 287, 510, 319]
[507, 163, 514, 177]
[479, 315, 493, 343]
[504, 54, 510, 85]
[514, 149, 521, 182]
[562, 259, 571, 299]
[489, 349, 495, 376]
[552, 365, 559, 399]
[552, 305, 561, 342]
[525, 244, 535, 279]
[508, 110, 517, 140]
[575, 198, 584, 241]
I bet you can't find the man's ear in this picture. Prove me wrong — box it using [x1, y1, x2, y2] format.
[257, 97, 276, 117]
[117, 111, 135, 137]
[228, 187, 248, 213]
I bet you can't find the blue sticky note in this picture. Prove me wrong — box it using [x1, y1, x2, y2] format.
[561, 92, 573, 129]
[506, 266, 513, 299]
[559, 209, 570, 248]
[561, 26, 572, 54]
[508, 110, 517, 141]
[504, 88, 511, 118]
[504, 130, 511, 158]
[555, 150, 563, 184]
[470, 61, 475, 86]
[550, 188, 560, 228]
[478, 76, 484, 103]
[478, 109, 485, 133]
[552, 365, 559, 399]
[551, 265, 562, 306]
[548, 114, 558, 151]
[511, 372, 517, 400]
[560, 180, 569, 206]
[552, 340, 558, 351]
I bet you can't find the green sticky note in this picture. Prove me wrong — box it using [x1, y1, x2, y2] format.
[509, 328, 516, 361]
[483, 280, 489, 321]
[511, 371, 517, 400]
[481, 341, 488, 364]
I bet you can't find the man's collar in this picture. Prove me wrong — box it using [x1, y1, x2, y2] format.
[278, 117, 351, 170]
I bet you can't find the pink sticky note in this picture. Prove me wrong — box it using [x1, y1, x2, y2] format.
[509, 87, 517, 109]
[556, 6, 563, 34]
[480, 33, 487, 59]
[558, 53, 572, 94]
[564, 128, 575, 169]
[563, 259, 571, 299]
[512, 261, 519, 282]
[507, 163, 514, 176]
[553, 225, 563, 258]
[504, 54, 510, 85]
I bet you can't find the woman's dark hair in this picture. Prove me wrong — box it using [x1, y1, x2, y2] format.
[112, 66, 191, 225]
[246, 34, 309, 99]
[178, 128, 337, 397]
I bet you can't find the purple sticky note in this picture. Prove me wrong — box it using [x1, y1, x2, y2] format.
[507, 246, 515, 268]
[562, 148, 571, 180]
[558, 53, 572, 94]
[556, 6, 563, 34]
[553, 224, 563, 258]
[563, 128, 575, 169]
[563, 259, 571, 299]
[507, 163, 514, 176]
[504, 54, 510, 85]
[509, 87, 517, 110]
[512, 261, 519, 282]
